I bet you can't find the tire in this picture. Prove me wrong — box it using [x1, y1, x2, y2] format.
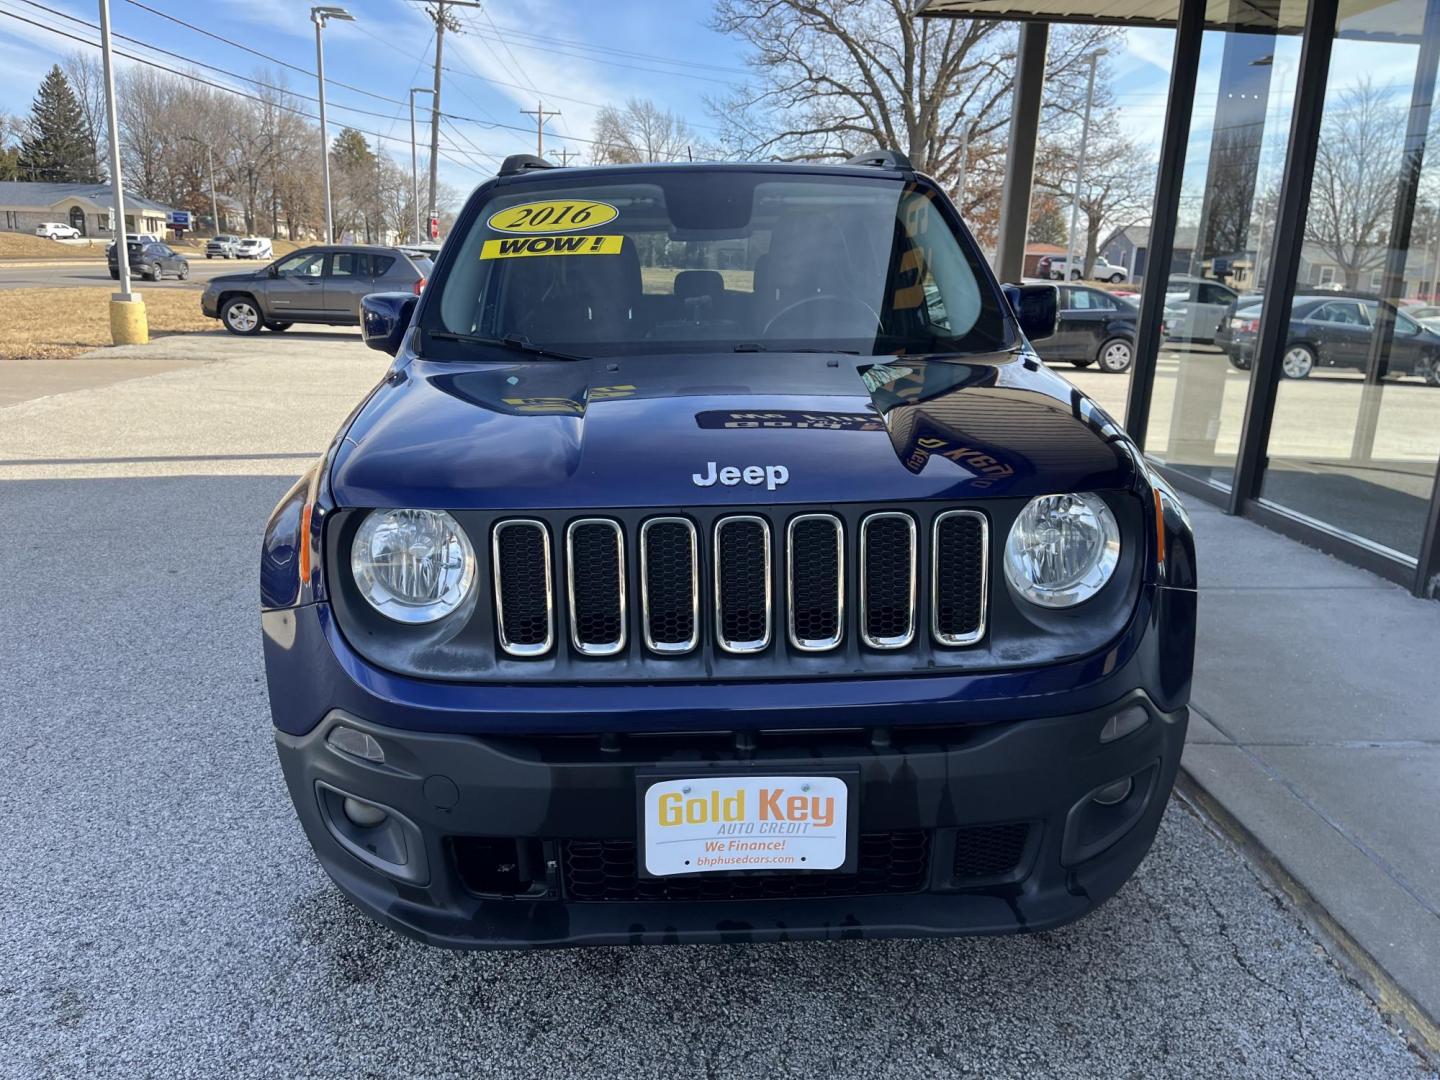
[1110, 273, 1125, 284]
[1097, 336, 1134, 374]
[206, 254, 212, 260]
[109, 269, 119, 280]
[1228, 354, 1252, 371]
[177, 263, 189, 281]
[1280, 343, 1316, 379]
[1071, 360, 1094, 369]
[1420, 353, 1440, 387]
[264, 321, 293, 332]
[221, 296, 263, 335]
[1070, 269, 1082, 280]
[141, 265, 156, 282]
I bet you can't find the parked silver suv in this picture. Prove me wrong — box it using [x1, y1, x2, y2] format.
[201, 245, 430, 334]
[206, 234, 241, 259]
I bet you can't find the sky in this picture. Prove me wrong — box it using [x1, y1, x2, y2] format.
[0, 0, 1421, 212]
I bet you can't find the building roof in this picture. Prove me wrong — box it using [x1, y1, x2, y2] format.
[914, 0, 1412, 37]
[1025, 242, 1067, 254]
[0, 181, 177, 214]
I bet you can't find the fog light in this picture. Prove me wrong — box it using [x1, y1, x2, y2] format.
[1100, 706, 1149, 743]
[1092, 778, 1133, 806]
[343, 797, 388, 827]
[328, 725, 385, 763]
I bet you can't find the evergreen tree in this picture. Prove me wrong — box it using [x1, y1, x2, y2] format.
[17, 66, 96, 183]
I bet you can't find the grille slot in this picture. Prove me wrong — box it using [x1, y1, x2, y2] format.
[714, 516, 771, 654]
[787, 514, 843, 651]
[492, 520, 553, 656]
[566, 519, 626, 656]
[952, 822, 1032, 882]
[860, 512, 917, 649]
[640, 517, 699, 654]
[932, 510, 988, 647]
[563, 831, 930, 902]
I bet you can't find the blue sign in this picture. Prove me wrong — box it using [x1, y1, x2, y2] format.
[168, 210, 193, 228]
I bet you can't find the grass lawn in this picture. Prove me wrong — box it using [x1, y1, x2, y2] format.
[0, 287, 214, 360]
[0, 233, 110, 260]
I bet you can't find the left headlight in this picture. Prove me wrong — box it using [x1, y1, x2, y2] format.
[1003, 493, 1120, 608]
[351, 508, 477, 623]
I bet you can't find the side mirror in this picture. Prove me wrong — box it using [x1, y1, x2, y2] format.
[267, 265, 279, 278]
[361, 292, 418, 356]
[1002, 282, 1059, 343]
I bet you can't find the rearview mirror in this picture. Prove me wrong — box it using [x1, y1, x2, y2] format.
[361, 292, 418, 356]
[1002, 283, 1059, 343]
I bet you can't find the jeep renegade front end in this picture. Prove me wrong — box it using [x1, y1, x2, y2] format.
[261, 152, 1197, 949]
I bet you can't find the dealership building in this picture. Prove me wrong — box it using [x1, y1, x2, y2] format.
[919, 0, 1440, 600]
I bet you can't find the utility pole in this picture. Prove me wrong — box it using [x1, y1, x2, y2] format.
[424, 1, 482, 236]
[555, 147, 579, 167]
[1066, 48, 1107, 281]
[521, 101, 561, 157]
[311, 6, 354, 242]
[98, 0, 144, 342]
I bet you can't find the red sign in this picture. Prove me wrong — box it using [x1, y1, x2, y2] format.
[428, 215, 440, 240]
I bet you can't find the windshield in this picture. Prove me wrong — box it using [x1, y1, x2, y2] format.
[421, 171, 1011, 358]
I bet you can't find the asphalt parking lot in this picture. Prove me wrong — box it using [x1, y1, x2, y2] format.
[0, 258, 251, 290]
[0, 331, 1433, 1079]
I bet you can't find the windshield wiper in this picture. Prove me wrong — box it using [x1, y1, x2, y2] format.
[426, 331, 589, 362]
[733, 343, 861, 354]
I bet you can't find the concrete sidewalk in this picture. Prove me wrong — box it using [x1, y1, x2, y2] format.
[1181, 499, 1440, 1056]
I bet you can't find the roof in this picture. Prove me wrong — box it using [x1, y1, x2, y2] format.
[0, 180, 177, 214]
[914, 0, 1413, 37]
[1025, 243, 1066, 254]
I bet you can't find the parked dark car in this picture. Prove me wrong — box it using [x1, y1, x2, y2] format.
[1028, 281, 1142, 373]
[1163, 276, 1239, 344]
[1220, 294, 1440, 383]
[260, 151, 1197, 950]
[107, 239, 189, 282]
[201, 245, 429, 334]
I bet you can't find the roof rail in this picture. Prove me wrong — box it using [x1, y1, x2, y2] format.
[844, 149, 914, 170]
[498, 153, 555, 176]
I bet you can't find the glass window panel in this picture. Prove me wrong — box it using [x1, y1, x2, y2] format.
[1259, 0, 1440, 561]
[1142, 14, 1304, 490]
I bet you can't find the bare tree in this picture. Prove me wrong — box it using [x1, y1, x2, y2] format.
[591, 98, 697, 164]
[62, 51, 107, 183]
[709, 0, 1116, 242]
[1037, 125, 1153, 276]
[1306, 78, 1404, 289]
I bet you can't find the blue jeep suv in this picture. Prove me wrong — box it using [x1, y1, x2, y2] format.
[260, 152, 1197, 949]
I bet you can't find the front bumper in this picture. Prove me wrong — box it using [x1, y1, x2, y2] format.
[276, 691, 1186, 950]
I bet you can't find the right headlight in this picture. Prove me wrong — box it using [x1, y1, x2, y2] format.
[1003, 493, 1120, 608]
[351, 508, 477, 623]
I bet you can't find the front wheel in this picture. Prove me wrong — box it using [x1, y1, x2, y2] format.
[1110, 273, 1125, 284]
[177, 264, 189, 281]
[1098, 337, 1134, 373]
[1281, 343, 1316, 379]
[221, 296, 263, 335]
[1420, 353, 1440, 387]
[1071, 359, 1094, 369]
[1070, 269, 1082, 280]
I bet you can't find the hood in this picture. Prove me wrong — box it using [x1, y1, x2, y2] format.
[205, 269, 264, 286]
[329, 351, 1139, 510]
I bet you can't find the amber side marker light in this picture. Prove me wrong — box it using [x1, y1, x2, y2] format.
[298, 502, 315, 587]
[1152, 487, 1166, 573]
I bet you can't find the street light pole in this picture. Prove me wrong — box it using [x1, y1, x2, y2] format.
[409, 87, 433, 243]
[181, 135, 219, 235]
[1066, 49, 1107, 281]
[311, 6, 353, 242]
[98, 0, 145, 342]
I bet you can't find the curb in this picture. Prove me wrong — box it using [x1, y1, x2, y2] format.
[1176, 768, 1439, 1069]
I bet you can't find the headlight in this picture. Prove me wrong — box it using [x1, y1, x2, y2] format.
[351, 509, 476, 623]
[1003, 493, 1120, 608]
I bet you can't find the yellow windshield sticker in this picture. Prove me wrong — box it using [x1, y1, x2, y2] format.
[481, 234, 624, 259]
[486, 199, 618, 234]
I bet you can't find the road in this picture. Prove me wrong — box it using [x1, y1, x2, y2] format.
[0, 257, 253, 290]
[0, 332, 1432, 1079]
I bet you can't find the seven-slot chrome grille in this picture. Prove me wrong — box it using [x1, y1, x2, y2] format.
[486, 509, 989, 659]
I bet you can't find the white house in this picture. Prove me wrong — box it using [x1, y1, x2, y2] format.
[0, 181, 177, 238]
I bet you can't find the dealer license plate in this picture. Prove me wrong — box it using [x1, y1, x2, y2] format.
[641, 775, 849, 876]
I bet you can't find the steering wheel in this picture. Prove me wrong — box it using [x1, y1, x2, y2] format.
[761, 294, 881, 340]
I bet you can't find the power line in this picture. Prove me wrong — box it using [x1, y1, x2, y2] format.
[0, 5, 498, 161]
